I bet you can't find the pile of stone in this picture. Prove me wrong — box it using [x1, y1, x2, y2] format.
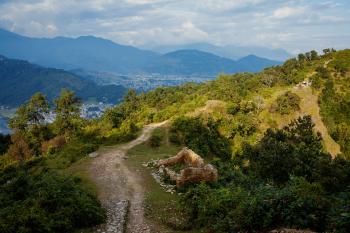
[142, 160, 176, 194]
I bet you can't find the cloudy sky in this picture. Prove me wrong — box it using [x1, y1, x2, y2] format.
[0, 0, 349, 53]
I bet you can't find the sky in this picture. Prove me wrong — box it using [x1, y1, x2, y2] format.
[0, 0, 349, 53]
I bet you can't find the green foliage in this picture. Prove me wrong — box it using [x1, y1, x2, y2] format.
[148, 134, 162, 148]
[317, 51, 350, 157]
[226, 102, 240, 115]
[9, 92, 49, 131]
[271, 91, 301, 115]
[180, 116, 350, 232]
[53, 89, 82, 137]
[170, 116, 231, 159]
[245, 116, 335, 186]
[0, 166, 105, 233]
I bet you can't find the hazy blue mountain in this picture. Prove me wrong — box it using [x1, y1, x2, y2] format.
[236, 55, 281, 72]
[0, 55, 127, 107]
[146, 42, 292, 61]
[143, 50, 281, 75]
[0, 28, 281, 76]
[0, 28, 158, 73]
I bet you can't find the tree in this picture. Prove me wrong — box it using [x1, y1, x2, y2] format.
[26, 92, 49, 124]
[170, 117, 231, 159]
[54, 89, 82, 136]
[123, 89, 138, 103]
[298, 53, 306, 62]
[323, 48, 331, 55]
[310, 50, 318, 60]
[245, 116, 330, 185]
[9, 105, 29, 131]
[9, 93, 49, 131]
[305, 52, 312, 61]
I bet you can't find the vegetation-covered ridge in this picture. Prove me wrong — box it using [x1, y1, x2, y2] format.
[1, 48, 350, 233]
[100, 48, 350, 232]
[105, 49, 350, 156]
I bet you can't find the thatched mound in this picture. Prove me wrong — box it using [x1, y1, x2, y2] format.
[157, 148, 218, 187]
[157, 147, 204, 167]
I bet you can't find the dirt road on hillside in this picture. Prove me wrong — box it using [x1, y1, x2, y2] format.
[89, 121, 168, 233]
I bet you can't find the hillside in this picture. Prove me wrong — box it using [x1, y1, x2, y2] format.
[0, 55, 127, 107]
[0, 29, 281, 75]
[1, 49, 349, 233]
[94, 49, 350, 232]
[105, 49, 350, 158]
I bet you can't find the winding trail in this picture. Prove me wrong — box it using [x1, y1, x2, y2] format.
[89, 121, 168, 233]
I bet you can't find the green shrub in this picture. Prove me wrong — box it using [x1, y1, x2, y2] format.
[271, 91, 301, 115]
[0, 167, 105, 233]
[180, 116, 350, 232]
[148, 134, 162, 148]
[170, 116, 231, 159]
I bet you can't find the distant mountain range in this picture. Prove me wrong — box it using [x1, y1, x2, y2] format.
[0, 28, 282, 75]
[146, 42, 292, 61]
[144, 50, 280, 75]
[0, 55, 126, 107]
[0, 29, 157, 74]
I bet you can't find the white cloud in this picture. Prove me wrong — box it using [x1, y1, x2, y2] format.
[0, 0, 349, 52]
[272, 6, 305, 19]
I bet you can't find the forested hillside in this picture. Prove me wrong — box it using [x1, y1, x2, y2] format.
[1, 49, 349, 233]
[0, 55, 127, 106]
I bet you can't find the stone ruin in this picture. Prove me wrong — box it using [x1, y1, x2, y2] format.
[156, 147, 218, 187]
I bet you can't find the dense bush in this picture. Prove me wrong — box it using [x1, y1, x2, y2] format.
[319, 78, 350, 157]
[271, 91, 301, 115]
[148, 134, 162, 148]
[0, 166, 105, 233]
[180, 116, 350, 232]
[170, 116, 231, 159]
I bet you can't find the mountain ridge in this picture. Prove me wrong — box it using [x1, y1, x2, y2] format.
[0, 28, 282, 75]
[144, 49, 281, 75]
[145, 42, 292, 61]
[0, 55, 127, 107]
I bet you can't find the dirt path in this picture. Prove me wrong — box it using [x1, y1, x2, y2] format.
[291, 60, 340, 157]
[292, 85, 341, 157]
[89, 121, 168, 233]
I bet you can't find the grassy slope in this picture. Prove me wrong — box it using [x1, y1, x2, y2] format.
[292, 85, 341, 157]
